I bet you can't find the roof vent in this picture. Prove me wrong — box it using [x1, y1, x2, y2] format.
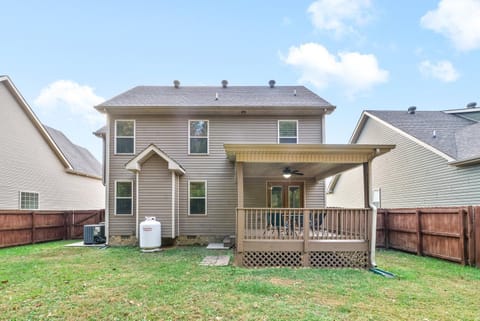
[173, 80, 180, 88]
[294, 89, 297, 96]
[215, 92, 219, 100]
[466, 102, 477, 108]
[407, 106, 417, 114]
[221, 80, 228, 88]
[269, 80, 276, 88]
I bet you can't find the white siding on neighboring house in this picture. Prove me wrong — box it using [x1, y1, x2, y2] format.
[0, 80, 104, 210]
[327, 117, 480, 208]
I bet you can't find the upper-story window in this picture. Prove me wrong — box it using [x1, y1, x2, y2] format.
[115, 120, 135, 154]
[189, 120, 209, 154]
[278, 120, 298, 144]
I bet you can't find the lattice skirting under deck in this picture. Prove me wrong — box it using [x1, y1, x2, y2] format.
[240, 251, 368, 268]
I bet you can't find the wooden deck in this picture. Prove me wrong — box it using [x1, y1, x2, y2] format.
[235, 208, 373, 268]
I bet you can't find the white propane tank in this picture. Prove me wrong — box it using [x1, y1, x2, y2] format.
[139, 217, 161, 251]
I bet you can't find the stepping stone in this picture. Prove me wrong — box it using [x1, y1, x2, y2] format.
[206, 243, 230, 250]
[200, 255, 230, 266]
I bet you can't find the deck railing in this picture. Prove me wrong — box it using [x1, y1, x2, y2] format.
[239, 208, 370, 240]
[235, 208, 372, 268]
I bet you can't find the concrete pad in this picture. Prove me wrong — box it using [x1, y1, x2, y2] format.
[200, 255, 230, 266]
[64, 241, 106, 247]
[206, 243, 230, 250]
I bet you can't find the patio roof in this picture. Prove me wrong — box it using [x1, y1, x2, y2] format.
[224, 143, 395, 180]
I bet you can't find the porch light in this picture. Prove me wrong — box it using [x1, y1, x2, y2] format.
[283, 172, 291, 179]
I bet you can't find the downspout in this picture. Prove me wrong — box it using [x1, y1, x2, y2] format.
[366, 160, 377, 268]
[135, 171, 139, 239]
[105, 114, 110, 245]
[171, 172, 175, 239]
[369, 202, 378, 268]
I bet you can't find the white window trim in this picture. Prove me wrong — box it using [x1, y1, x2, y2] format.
[19, 191, 39, 210]
[188, 180, 207, 216]
[114, 119, 136, 155]
[188, 120, 209, 155]
[115, 180, 133, 216]
[278, 120, 298, 144]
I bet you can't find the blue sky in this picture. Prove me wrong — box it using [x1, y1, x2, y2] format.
[2, 0, 480, 161]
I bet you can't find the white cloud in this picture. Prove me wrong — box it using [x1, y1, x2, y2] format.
[34, 80, 105, 125]
[282, 42, 388, 97]
[419, 60, 460, 82]
[421, 0, 480, 51]
[307, 0, 372, 36]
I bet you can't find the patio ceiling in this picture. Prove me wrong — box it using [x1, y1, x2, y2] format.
[224, 144, 395, 180]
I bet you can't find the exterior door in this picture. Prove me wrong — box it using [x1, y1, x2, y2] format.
[267, 182, 304, 208]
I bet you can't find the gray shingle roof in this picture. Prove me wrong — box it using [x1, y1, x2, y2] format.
[96, 85, 333, 108]
[45, 126, 102, 178]
[366, 110, 480, 161]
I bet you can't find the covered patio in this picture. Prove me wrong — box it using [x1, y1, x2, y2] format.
[224, 143, 395, 268]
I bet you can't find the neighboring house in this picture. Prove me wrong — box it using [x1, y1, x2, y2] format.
[96, 80, 393, 247]
[327, 106, 480, 208]
[0, 75, 104, 210]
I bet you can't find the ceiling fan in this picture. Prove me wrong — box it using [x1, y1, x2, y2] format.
[282, 167, 304, 178]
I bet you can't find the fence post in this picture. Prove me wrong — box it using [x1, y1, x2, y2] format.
[384, 209, 389, 249]
[459, 208, 467, 265]
[32, 211, 36, 244]
[416, 209, 422, 256]
[475, 206, 480, 268]
[466, 206, 475, 267]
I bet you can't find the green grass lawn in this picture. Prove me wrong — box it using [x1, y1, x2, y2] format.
[0, 242, 479, 321]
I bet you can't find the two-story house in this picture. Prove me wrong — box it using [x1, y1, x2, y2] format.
[327, 106, 480, 208]
[96, 80, 393, 268]
[0, 75, 104, 211]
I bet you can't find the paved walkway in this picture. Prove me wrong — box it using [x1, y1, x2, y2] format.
[200, 255, 230, 266]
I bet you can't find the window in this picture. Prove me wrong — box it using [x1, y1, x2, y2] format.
[189, 181, 207, 215]
[115, 120, 135, 154]
[189, 120, 208, 154]
[115, 181, 133, 215]
[20, 192, 39, 209]
[278, 120, 298, 144]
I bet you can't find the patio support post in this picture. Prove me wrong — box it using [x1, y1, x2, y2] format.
[235, 162, 245, 265]
[236, 162, 244, 208]
[303, 209, 310, 266]
[362, 162, 370, 209]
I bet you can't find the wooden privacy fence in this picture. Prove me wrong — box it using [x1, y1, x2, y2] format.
[0, 209, 105, 248]
[376, 206, 479, 267]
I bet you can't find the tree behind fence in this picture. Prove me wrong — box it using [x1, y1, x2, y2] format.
[0, 209, 105, 248]
[376, 206, 479, 268]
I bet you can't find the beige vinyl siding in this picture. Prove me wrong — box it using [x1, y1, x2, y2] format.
[138, 154, 172, 237]
[108, 114, 324, 236]
[327, 117, 480, 207]
[0, 82, 104, 210]
[305, 179, 326, 208]
[326, 166, 365, 208]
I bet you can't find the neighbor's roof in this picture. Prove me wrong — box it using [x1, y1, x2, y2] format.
[328, 108, 480, 194]
[45, 126, 102, 178]
[361, 110, 478, 161]
[95, 85, 334, 111]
